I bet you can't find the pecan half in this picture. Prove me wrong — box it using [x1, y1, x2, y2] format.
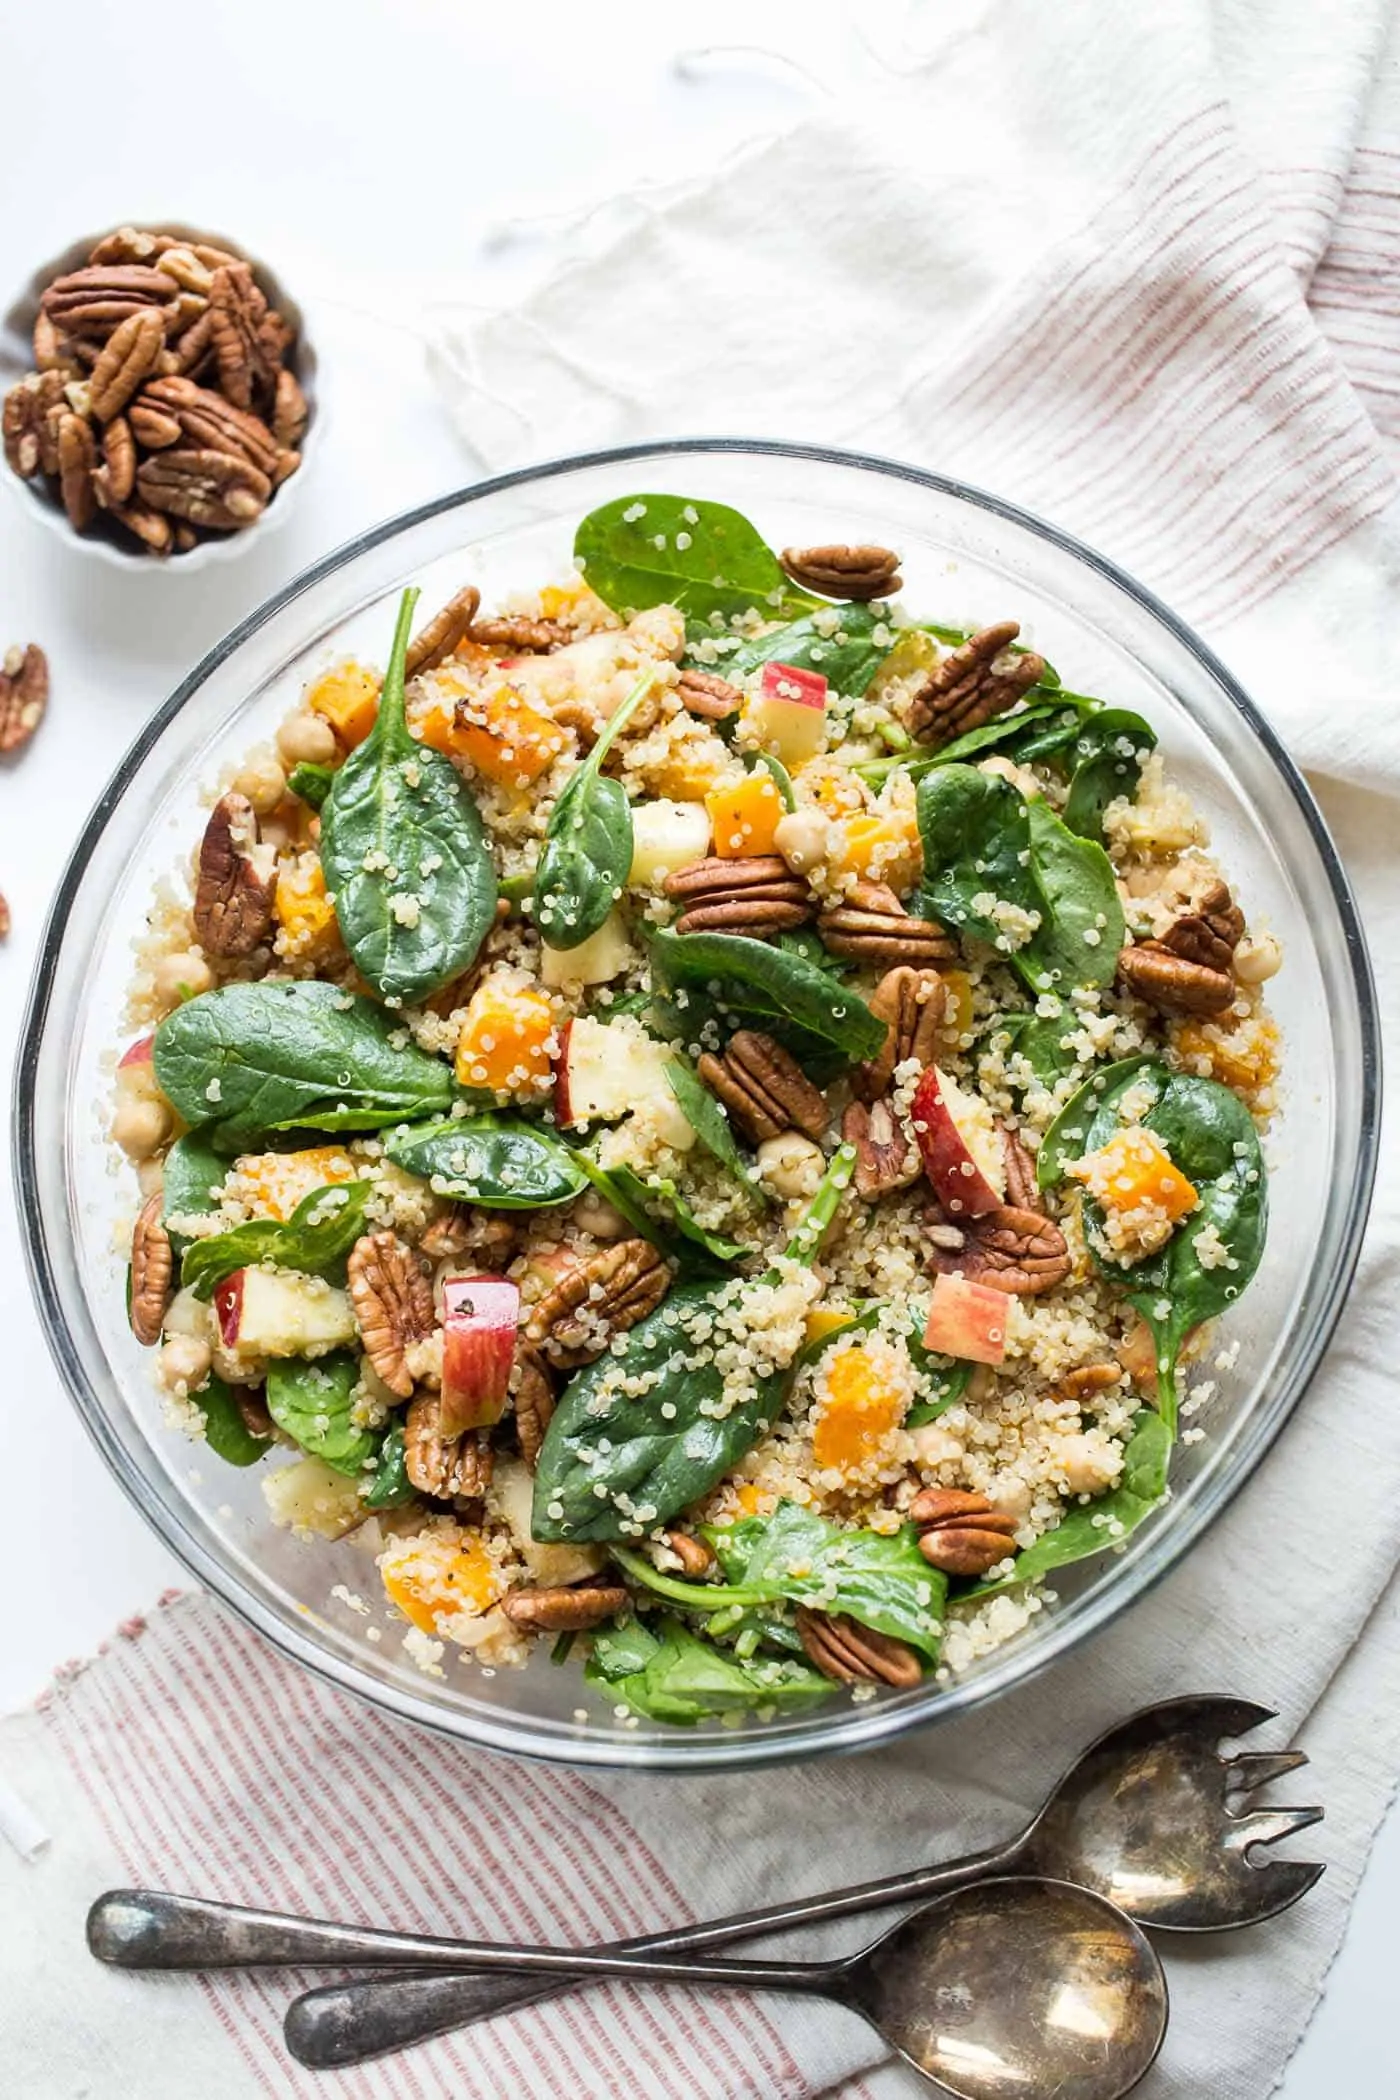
[406, 585, 482, 678]
[112, 501, 174, 555]
[1060, 1363, 1124, 1402]
[526, 1239, 670, 1368]
[0, 893, 9, 940]
[818, 881, 955, 967]
[32, 309, 73, 373]
[128, 397, 182, 449]
[403, 1393, 493, 1499]
[1116, 943, 1234, 1016]
[139, 376, 279, 477]
[88, 309, 166, 422]
[93, 416, 137, 508]
[42, 265, 177, 336]
[909, 1487, 1018, 1578]
[467, 614, 571, 653]
[664, 854, 812, 937]
[512, 1342, 556, 1469]
[1162, 881, 1245, 972]
[665, 1530, 716, 1577]
[502, 1582, 628, 1633]
[908, 622, 1046, 747]
[207, 262, 279, 409]
[193, 791, 276, 956]
[88, 227, 167, 266]
[272, 367, 309, 449]
[999, 1122, 1042, 1214]
[419, 1205, 518, 1267]
[855, 965, 950, 1100]
[1, 644, 49, 756]
[349, 1232, 437, 1399]
[779, 543, 902, 601]
[843, 1097, 920, 1199]
[676, 666, 743, 720]
[697, 1029, 827, 1145]
[168, 307, 216, 380]
[4, 372, 66, 477]
[129, 1192, 173, 1345]
[235, 1386, 276, 1440]
[796, 1607, 923, 1688]
[56, 412, 97, 529]
[927, 1204, 1071, 1296]
[136, 447, 270, 530]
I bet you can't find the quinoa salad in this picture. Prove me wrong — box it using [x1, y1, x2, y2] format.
[111, 494, 1278, 1727]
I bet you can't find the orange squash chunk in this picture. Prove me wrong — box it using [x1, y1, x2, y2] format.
[1174, 1018, 1279, 1095]
[455, 979, 555, 1096]
[307, 661, 380, 750]
[236, 1147, 357, 1222]
[832, 810, 921, 890]
[812, 1346, 905, 1473]
[938, 970, 975, 1051]
[381, 1534, 500, 1634]
[415, 686, 565, 786]
[274, 858, 342, 962]
[707, 771, 785, 857]
[1072, 1127, 1199, 1222]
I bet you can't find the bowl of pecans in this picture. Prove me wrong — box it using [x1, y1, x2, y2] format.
[0, 222, 316, 566]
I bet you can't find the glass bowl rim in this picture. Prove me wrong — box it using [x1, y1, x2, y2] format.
[13, 436, 1383, 1769]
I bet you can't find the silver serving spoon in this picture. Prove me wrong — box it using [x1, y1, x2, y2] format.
[283, 1878, 1168, 2094]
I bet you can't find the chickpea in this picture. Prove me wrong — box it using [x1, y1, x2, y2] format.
[756, 1130, 825, 1202]
[1055, 1431, 1121, 1497]
[573, 1188, 630, 1239]
[773, 807, 831, 876]
[152, 948, 215, 1006]
[912, 1421, 965, 1468]
[276, 708, 337, 767]
[1233, 930, 1282, 984]
[989, 1474, 1033, 1523]
[158, 1335, 212, 1394]
[112, 1094, 172, 1161]
[231, 748, 287, 814]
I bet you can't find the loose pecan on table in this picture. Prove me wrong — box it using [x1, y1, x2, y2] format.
[999, 1122, 1042, 1214]
[1, 644, 49, 756]
[664, 854, 812, 937]
[1117, 881, 1243, 1016]
[87, 309, 167, 422]
[526, 1239, 670, 1368]
[129, 1193, 173, 1345]
[925, 1204, 1071, 1296]
[0, 895, 10, 940]
[796, 1607, 923, 1688]
[348, 1231, 436, 1399]
[406, 585, 482, 679]
[817, 881, 955, 967]
[135, 447, 270, 531]
[909, 1487, 1019, 1578]
[503, 1582, 629, 1633]
[843, 1097, 920, 1200]
[907, 622, 1046, 747]
[697, 1029, 828, 1146]
[192, 791, 276, 957]
[512, 1342, 557, 1470]
[3, 370, 66, 478]
[467, 614, 572, 653]
[779, 543, 902, 601]
[854, 965, 951, 1100]
[676, 666, 743, 720]
[403, 1394, 494, 1499]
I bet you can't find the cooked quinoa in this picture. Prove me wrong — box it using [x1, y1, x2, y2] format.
[111, 496, 1278, 1727]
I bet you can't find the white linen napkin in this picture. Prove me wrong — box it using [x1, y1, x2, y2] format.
[6, 3, 1400, 2094]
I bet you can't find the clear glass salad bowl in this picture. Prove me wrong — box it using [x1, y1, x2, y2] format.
[14, 441, 1380, 1769]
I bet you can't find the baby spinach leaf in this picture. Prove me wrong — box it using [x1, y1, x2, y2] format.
[1036, 1055, 1157, 1187]
[155, 981, 456, 1144]
[709, 1504, 945, 1662]
[745, 747, 796, 809]
[266, 1351, 378, 1476]
[533, 671, 654, 949]
[574, 1155, 749, 1276]
[286, 760, 336, 811]
[916, 764, 1039, 945]
[775, 925, 855, 981]
[907, 1352, 972, 1426]
[180, 1181, 371, 1300]
[586, 1616, 829, 1724]
[1061, 708, 1157, 844]
[198, 1375, 271, 1468]
[663, 1058, 770, 1203]
[320, 587, 498, 1003]
[533, 1146, 855, 1540]
[963, 1411, 1171, 1597]
[161, 1133, 226, 1248]
[1016, 799, 1124, 995]
[387, 1115, 588, 1209]
[991, 1008, 1085, 1092]
[362, 1424, 415, 1509]
[574, 494, 814, 622]
[649, 929, 885, 1069]
[721, 603, 891, 695]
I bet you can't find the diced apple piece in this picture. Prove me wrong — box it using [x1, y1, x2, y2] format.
[440, 1276, 521, 1438]
[214, 1268, 357, 1359]
[118, 1033, 155, 1069]
[491, 1458, 607, 1586]
[540, 910, 634, 989]
[923, 1274, 1008, 1365]
[263, 1455, 366, 1539]
[742, 661, 829, 768]
[628, 799, 712, 888]
[912, 1066, 1003, 1219]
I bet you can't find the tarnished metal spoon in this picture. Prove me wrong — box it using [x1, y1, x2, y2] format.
[284, 1878, 1167, 2094]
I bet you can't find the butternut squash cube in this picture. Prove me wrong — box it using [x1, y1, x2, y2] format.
[415, 688, 566, 787]
[274, 857, 342, 963]
[381, 1531, 501, 1635]
[811, 1345, 905, 1474]
[307, 661, 380, 750]
[831, 810, 921, 891]
[234, 1146, 357, 1222]
[1071, 1126, 1199, 1222]
[455, 978, 555, 1097]
[707, 770, 785, 858]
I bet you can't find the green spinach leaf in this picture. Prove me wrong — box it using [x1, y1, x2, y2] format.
[574, 495, 815, 622]
[1035, 1055, 1157, 1187]
[906, 1350, 972, 1426]
[574, 1155, 749, 1275]
[320, 587, 498, 1003]
[197, 1375, 271, 1468]
[1061, 708, 1157, 844]
[963, 1410, 1171, 1597]
[720, 603, 890, 695]
[265, 1351, 378, 1476]
[387, 1115, 587, 1209]
[533, 671, 654, 950]
[991, 1008, 1085, 1092]
[745, 747, 796, 809]
[180, 1181, 371, 1300]
[649, 929, 885, 1072]
[161, 1133, 226, 1249]
[533, 1145, 855, 1540]
[706, 1503, 945, 1661]
[663, 1059, 769, 1203]
[1016, 798, 1124, 995]
[362, 1424, 416, 1509]
[155, 980, 456, 1144]
[286, 760, 336, 811]
[916, 764, 1040, 946]
[586, 1616, 829, 1724]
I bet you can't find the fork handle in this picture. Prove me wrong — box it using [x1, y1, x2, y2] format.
[282, 1838, 1024, 2069]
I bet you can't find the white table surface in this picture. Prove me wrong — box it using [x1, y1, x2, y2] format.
[0, 3, 1393, 2091]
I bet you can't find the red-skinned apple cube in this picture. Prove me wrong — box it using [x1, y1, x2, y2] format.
[118, 1034, 155, 1068]
[215, 1272, 244, 1349]
[214, 1268, 357, 1357]
[441, 1275, 521, 1437]
[745, 660, 829, 767]
[923, 1274, 1008, 1365]
[555, 1015, 661, 1129]
[912, 1066, 1001, 1218]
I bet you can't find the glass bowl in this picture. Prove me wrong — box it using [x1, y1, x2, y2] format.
[14, 441, 1380, 1769]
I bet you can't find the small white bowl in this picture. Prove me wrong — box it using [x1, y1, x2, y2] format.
[0, 221, 320, 572]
